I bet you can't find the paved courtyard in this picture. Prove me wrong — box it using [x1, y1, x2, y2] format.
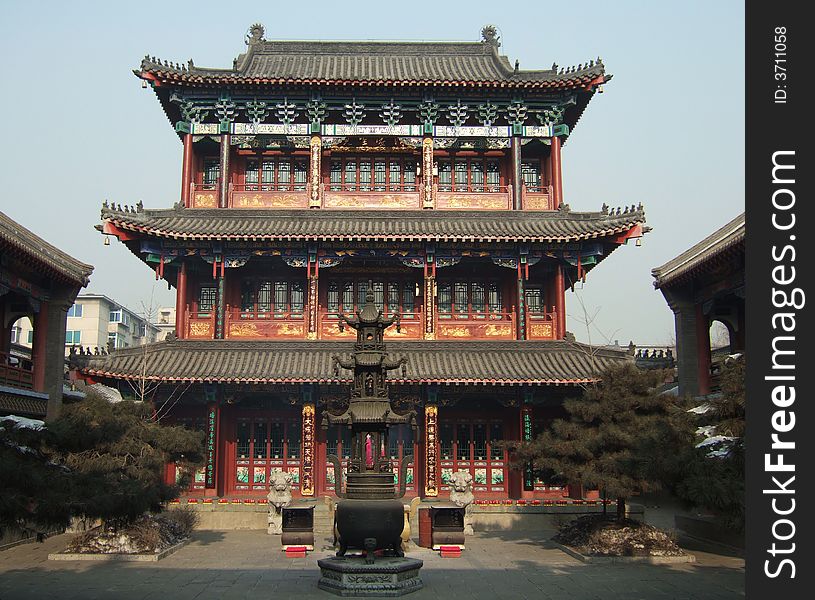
[0, 527, 743, 600]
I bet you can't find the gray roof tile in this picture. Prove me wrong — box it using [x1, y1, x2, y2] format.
[73, 340, 632, 385]
[101, 206, 646, 243]
[1, 211, 93, 286]
[652, 213, 744, 289]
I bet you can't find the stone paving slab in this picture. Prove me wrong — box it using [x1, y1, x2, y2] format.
[0, 529, 744, 600]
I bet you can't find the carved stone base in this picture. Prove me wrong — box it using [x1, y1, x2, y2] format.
[317, 556, 423, 597]
[267, 510, 283, 535]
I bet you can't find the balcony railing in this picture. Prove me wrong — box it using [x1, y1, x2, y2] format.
[189, 182, 219, 208]
[320, 307, 424, 339]
[225, 306, 306, 338]
[322, 184, 421, 209]
[188, 179, 553, 211]
[230, 183, 310, 209]
[521, 184, 554, 210]
[1, 351, 33, 389]
[185, 305, 216, 338]
[436, 185, 512, 210]
[525, 310, 558, 339]
[435, 309, 516, 339]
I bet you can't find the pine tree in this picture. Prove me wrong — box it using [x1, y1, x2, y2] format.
[675, 356, 745, 530]
[516, 364, 678, 519]
[1, 389, 204, 533]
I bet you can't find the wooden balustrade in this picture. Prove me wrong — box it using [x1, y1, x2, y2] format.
[435, 310, 516, 339]
[525, 310, 558, 339]
[322, 184, 422, 209]
[436, 185, 512, 210]
[0, 351, 33, 390]
[320, 307, 424, 340]
[230, 183, 310, 208]
[188, 180, 554, 211]
[185, 304, 216, 339]
[225, 306, 306, 338]
[189, 182, 219, 208]
[521, 184, 554, 210]
[181, 304, 557, 341]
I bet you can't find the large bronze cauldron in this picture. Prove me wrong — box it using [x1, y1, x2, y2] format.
[336, 497, 405, 559]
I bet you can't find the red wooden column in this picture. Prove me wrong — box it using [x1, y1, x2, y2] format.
[550, 135, 563, 209]
[554, 265, 566, 339]
[31, 302, 48, 392]
[181, 133, 193, 207]
[175, 260, 188, 339]
[695, 304, 712, 395]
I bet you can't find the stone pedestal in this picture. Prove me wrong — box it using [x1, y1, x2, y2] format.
[317, 556, 423, 597]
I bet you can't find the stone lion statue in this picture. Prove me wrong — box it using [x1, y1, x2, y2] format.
[267, 471, 293, 535]
[449, 471, 475, 535]
[449, 471, 474, 507]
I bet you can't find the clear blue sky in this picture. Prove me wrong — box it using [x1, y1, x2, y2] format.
[0, 0, 744, 345]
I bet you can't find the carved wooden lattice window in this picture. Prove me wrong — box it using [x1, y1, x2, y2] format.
[456, 424, 471, 461]
[240, 279, 305, 318]
[202, 158, 219, 189]
[197, 285, 217, 315]
[522, 159, 542, 192]
[327, 279, 417, 318]
[244, 157, 307, 191]
[270, 422, 284, 458]
[329, 157, 417, 192]
[438, 158, 501, 192]
[287, 418, 301, 459]
[254, 419, 268, 459]
[437, 281, 504, 319]
[490, 423, 504, 460]
[525, 286, 548, 317]
[327, 425, 352, 459]
[439, 423, 454, 460]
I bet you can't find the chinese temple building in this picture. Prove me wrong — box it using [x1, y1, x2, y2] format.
[73, 25, 647, 501]
[653, 213, 745, 397]
[1, 212, 93, 419]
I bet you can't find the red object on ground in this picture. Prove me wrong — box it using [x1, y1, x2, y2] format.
[439, 545, 462, 558]
[285, 546, 308, 558]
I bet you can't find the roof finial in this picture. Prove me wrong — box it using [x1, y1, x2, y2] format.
[514, 59, 519, 73]
[247, 23, 265, 46]
[481, 25, 500, 48]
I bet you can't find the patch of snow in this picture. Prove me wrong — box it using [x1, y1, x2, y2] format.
[696, 435, 737, 448]
[688, 403, 712, 415]
[695, 425, 716, 438]
[0, 415, 45, 430]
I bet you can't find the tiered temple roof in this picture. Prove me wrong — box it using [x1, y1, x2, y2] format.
[100, 204, 646, 243]
[138, 25, 608, 90]
[72, 340, 632, 386]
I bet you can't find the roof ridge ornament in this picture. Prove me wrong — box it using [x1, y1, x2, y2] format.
[481, 24, 500, 49]
[247, 23, 265, 46]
